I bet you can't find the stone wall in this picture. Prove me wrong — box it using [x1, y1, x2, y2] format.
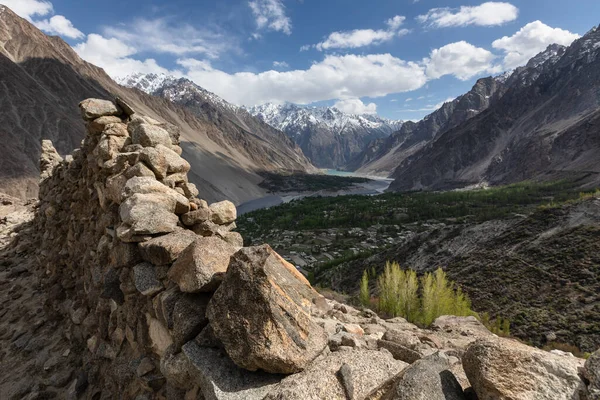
[10, 98, 597, 400]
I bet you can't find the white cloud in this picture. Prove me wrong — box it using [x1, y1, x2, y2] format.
[1, 0, 52, 20]
[418, 2, 518, 28]
[74, 34, 178, 79]
[334, 98, 377, 115]
[34, 15, 83, 39]
[311, 15, 408, 51]
[248, 0, 291, 35]
[424, 41, 500, 80]
[404, 98, 413, 102]
[272, 60, 289, 68]
[177, 53, 427, 106]
[2, 0, 83, 40]
[103, 18, 233, 59]
[492, 21, 580, 69]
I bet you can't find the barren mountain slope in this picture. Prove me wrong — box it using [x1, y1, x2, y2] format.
[0, 7, 313, 204]
[388, 29, 600, 192]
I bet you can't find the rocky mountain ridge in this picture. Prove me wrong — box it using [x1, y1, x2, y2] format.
[0, 98, 598, 400]
[349, 44, 569, 177]
[387, 26, 600, 191]
[0, 6, 313, 204]
[246, 103, 403, 169]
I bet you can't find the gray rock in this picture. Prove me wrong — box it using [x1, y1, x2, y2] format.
[182, 341, 281, 400]
[40, 140, 63, 180]
[265, 349, 408, 400]
[209, 201, 237, 225]
[377, 340, 422, 364]
[387, 352, 465, 400]
[133, 262, 164, 296]
[132, 124, 172, 148]
[207, 245, 328, 374]
[160, 345, 196, 390]
[116, 96, 136, 116]
[140, 147, 168, 179]
[136, 357, 156, 377]
[168, 237, 238, 293]
[583, 350, 600, 399]
[138, 229, 198, 265]
[119, 193, 180, 236]
[463, 337, 587, 400]
[79, 98, 122, 120]
[171, 293, 210, 348]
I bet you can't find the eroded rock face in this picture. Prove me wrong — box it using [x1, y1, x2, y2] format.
[463, 337, 587, 400]
[207, 245, 328, 374]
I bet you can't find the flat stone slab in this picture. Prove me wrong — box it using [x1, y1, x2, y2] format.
[182, 341, 281, 400]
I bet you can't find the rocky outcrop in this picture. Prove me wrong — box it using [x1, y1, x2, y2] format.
[207, 245, 328, 374]
[463, 337, 588, 399]
[0, 97, 596, 399]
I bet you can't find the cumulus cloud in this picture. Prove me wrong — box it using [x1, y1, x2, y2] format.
[424, 41, 500, 80]
[34, 15, 83, 39]
[1, 0, 52, 20]
[248, 0, 291, 35]
[177, 53, 427, 106]
[333, 98, 377, 114]
[74, 34, 178, 79]
[103, 18, 234, 59]
[310, 15, 408, 51]
[418, 2, 518, 28]
[492, 21, 580, 69]
[2, 0, 83, 40]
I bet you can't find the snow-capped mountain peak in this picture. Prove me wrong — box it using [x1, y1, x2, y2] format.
[246, 103, 403, 134]
[117, 73, 239, 113]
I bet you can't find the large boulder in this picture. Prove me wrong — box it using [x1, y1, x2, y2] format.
[265, 349, 408, 400]
[79, 99, 121, 120]
[385, 352, 465, 400]
[182, 342, 281, 400]
[463, 337, 587, 400]
[206, 245, 328, 374]
[167, 237, 238, 293]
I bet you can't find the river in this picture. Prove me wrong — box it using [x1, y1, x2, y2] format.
[237, 170, 392, 215]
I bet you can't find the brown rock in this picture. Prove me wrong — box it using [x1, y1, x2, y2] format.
[182, 208, 210, 226]
[209, 201, 237, 225]
[79, 98, 122, 120]
[132, 124, 172, 148]
[206, 245, 328, 374]
[87, 116, 122, 135]
[168, 237, 238, 293]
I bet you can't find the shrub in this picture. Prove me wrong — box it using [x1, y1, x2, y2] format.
[359, 270, 370, 307]
[376, 264, 475, 326]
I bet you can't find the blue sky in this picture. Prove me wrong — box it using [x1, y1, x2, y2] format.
[3, 0, 599, 120]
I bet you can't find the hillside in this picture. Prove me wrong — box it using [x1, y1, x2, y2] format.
[238, 181, 600, 353]
[387, 28, 600, 192]
[0, 7, 314, 204]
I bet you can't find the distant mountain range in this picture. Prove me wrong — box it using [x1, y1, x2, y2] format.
[246, 103, 403, 169]
[386, 28, 600, 192]
[344, 27, 600, 192]
[0, 7, 314, 204]
[119, 72, 404, 170]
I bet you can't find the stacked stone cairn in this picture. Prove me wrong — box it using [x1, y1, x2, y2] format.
[27, 98, 599, 399]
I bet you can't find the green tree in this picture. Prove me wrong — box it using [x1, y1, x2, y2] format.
[359, 270, 370, 307]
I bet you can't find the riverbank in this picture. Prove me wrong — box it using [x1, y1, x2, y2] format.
[238, 170, 392, 215]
